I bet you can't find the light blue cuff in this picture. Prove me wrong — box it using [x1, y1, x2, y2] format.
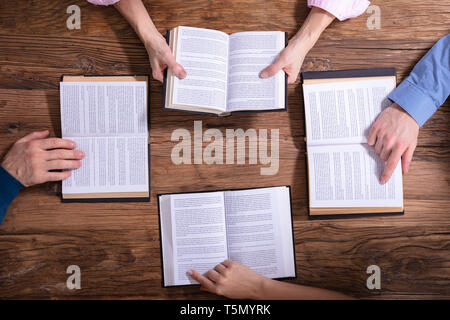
[388, 79, 438, 127]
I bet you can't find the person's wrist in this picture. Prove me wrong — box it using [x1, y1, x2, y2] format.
[1, 160, 21, 185]
[252, 276, 272, 300]
[142, 29, 164, 51]
[290, 33, 314, 57]
[392, 103, 420, 128]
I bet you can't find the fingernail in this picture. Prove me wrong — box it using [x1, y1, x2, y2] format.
[187, 270, 193, 276]
[180, 70, 187, 78]
[71, 142, 77, 148]
[260, 71, 268, 78]
[380, 178, 386, 184]
[76, 151, 85, 157]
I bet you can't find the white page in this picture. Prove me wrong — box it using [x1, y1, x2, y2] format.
[62, 136, 148, 194]
[227, 31, 285, 111]
[169, 192, 228, 286]
[60, 81, 148, 137]
[60, 81, 148, 195]
[159, 195, 175, 286]
[303, 78, 395, 145]
[308, 144, 403, 208]
[224, 186, 295, 279]
[172, 26, 229, 111]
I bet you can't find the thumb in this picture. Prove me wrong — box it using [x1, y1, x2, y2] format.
[167, 55, 187, 79]
[260, 60, 283, 79]
[18, 130, 49, 143]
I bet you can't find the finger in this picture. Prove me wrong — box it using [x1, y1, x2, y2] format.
[379, 143, 392, 162]
[260, 60, 283, 78]
[367, 122, 379, 146]
[206, 269, 221, 283]
[189, 270, 216, 292]
[45, 171, 72, 182]
[166, 55, 187, 79]
[380, 148, 403, 184]
[18, 130, 49, 143]
[214, 263, 227, 275]
[374, 135, 384, 155]
[286, 70, 298, 84]
[39, 138, 77, 150]
[45, 149, 85, 161]
[401, 144, 416, 174]
[46, 160, 82, 171]
[151, 63, 164, 83]
[222, 260, 233, 267]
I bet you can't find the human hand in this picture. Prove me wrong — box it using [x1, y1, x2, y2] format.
[189, 260, 267, 299]
[260, 7, 335, 84]
[368, 103, 420, 184]
[144, 33, 187, 83]
[1, 130, 85, 187]
[260, 39, 308, 84]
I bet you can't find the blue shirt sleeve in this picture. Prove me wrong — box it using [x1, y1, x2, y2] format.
[388, 34, 450, 127]
[0, 165, 24, 224]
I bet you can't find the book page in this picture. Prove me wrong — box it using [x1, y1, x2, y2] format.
[172, 26, 229, 111]
[224, 187, 295, 279]
[303, 78, 395, 145]
[60, 81, 148, 195]
[307, 144, 403, 208]
[227, 31, 285, 111]
[62, 136, 149, 194]
[169, 192, 228, 286]
[60, 81, 148, 137]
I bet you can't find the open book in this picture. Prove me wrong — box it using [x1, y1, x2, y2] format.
[302, 69, 404, 218]
[158, 186, 296, 287]
[59, 75, 150, 202]
[163, 26, 287, 116]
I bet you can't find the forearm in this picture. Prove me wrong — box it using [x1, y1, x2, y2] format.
[0, 165, 23, 224]
[257, 278, 354, 300]
[290, 7, 335, 55]
[114, 0, 161, 48]
[388, 34, 450, 127]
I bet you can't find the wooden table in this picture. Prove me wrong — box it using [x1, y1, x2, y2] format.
[0, 0, 449, 299]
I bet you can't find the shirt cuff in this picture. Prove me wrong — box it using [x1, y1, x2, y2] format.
[388, 79, 438, 127]
[308, 0, 370, 21]
[0, 165, 24, 224]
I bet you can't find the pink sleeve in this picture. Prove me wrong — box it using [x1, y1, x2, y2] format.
[87, 0, 120, 5]
[308, 0, 370, 21]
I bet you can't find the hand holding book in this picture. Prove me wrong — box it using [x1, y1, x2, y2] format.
[144, 33, 187, 82]
[113, 0, 186, 82]
[260, 7, 335, 84]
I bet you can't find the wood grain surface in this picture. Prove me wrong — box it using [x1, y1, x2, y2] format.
[0, 0, 449, 299]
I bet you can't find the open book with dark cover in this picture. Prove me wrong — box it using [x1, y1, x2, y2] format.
[301, 68, 404, 218]
[59, 75, 150, 202]
[158, 186, 296, 287]
[163, 26, 288, 116]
